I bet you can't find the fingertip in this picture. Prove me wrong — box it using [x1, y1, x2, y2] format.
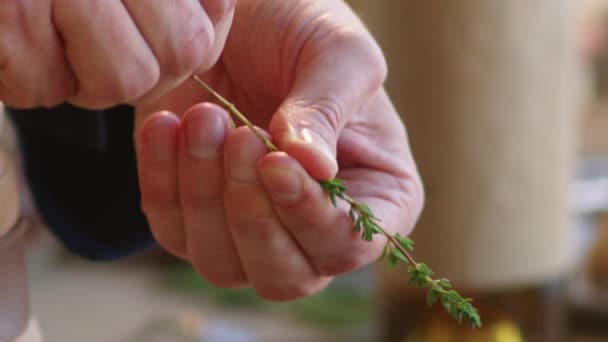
[183, 102, 230, 120]
[225, 126, 270, 183]
[269, 115, 338, 181]
[142, 110, 180, 130]
[181, 102, 230, 159]
[257, 152, 305, 206]
[282, 139, 338, 181]
[141, 111, 180, 161]
[181, 102, 232, 138]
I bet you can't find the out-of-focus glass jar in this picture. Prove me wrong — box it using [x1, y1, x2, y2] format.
[0, 143, 29, 341]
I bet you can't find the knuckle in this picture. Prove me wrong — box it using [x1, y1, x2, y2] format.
[256, 281, 322, 302]
[408, 184, 425, 230]
[317, 252, 367, 276]
[152, 231, 186, 258]
[200, 0, 236, 24]
[290, 95, 343, 140]
[309, 96, 343, 134]
[323, 28, 388, 90]
[163, 23, 213, 77]
[192, 260, 247, 289]
[229, 215, 277, 240]
[362, 38, 388, 91]
[0, 52, 32, 108]
[82, 58, 159, 107]
[0, 55, 75, 108]
[114, 65, 159, 103]
[182, 194, 222, 213]
[43, 81, 75, 108]
[0, 4, 20, 32]
[398, 176, 425, 231]
[75, 69, 157, 108]
[139, 200, 156, 218]
[346, 33, 388, 91]
[140, 191, 178, 215]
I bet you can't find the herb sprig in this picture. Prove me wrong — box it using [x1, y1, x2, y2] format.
[192, 75, 481, 328]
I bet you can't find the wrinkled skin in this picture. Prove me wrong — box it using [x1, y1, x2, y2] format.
[135, 0, 425, 301]
[0, 0, 235, 108]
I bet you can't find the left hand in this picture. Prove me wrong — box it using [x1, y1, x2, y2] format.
[134, 0, 424, 301]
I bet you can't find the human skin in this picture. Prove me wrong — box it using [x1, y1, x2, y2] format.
[135, 0, 425, 301]
[0, 0, 235, 109]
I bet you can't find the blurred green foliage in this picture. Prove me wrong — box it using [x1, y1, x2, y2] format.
[165, 263, 374, 330]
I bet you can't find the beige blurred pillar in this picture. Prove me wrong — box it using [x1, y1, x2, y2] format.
[0, 110, 41, 342]
[12, 319, 42, 342]
[354, 1, 580, 291]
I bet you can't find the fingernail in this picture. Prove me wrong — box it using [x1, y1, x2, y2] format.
[145, 115, 177, 161]
[187, 113, 225, 158]
[260, 166, 303, 205]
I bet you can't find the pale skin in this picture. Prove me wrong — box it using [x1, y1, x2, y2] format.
[0, 0, 235, 108]
[3, 0, 425, 301]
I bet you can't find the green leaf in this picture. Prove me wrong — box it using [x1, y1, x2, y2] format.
[369, 221, 382, 235]
[387, 248, 398, 267]
[416, 263, 433, 278]
[357, 203, 374, 218]
[437, 279, 452, 290]
[348, 207, 356, 222]
[441, 295, 452, 313]
[446, 290, 463, 303]
[407, 266, 424, 286]
[390, 248, 409, 264]
[362, 222, 373, 241]
[329, 192, 337, 207]
[320, 178, 347, 195]
[467, 310, 482, 328]
[378, 243, 389, 262]
[394, 233, 415, 251]
[353, 217, 363, 233]
[426, 289, 438, 306]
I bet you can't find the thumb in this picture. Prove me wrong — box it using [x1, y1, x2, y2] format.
[269, 32, 387, 181]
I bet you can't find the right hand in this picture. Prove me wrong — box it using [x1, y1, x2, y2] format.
[134, 0, 424, 300]
[0, 1, 235, 109]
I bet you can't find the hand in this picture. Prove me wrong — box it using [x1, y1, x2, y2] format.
[0, 0, 235, 109]
[135, 0, 424, 300]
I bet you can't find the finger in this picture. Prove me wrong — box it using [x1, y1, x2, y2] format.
[178, 103, 247, 287]
[0, 2, 75, 108]
[199, 0, 237, 25]
[53, 0, 159, 108]
[258, 152, 387, 276]
[123, 0, 216, 102]
[224, 126, 330, 300]
[268, 2, 387, 180]
[137, 112, 187, 258]
[197, 0, 235, 74]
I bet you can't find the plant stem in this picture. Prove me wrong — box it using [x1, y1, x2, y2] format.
[192, 75, 277, 151]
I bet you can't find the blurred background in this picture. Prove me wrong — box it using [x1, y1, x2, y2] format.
[3, 0, 608, 341]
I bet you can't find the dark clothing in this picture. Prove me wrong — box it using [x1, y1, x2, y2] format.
[7, 105, 155, 261]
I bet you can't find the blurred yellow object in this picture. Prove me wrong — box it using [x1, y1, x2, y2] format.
[404, 319, 523, 342]
[492, 321, 524, 342]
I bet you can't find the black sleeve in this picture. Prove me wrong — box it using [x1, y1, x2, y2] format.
[7, 104, 156, 261]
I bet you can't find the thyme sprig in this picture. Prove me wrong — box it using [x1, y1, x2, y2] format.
[191, 75, 481, 328]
